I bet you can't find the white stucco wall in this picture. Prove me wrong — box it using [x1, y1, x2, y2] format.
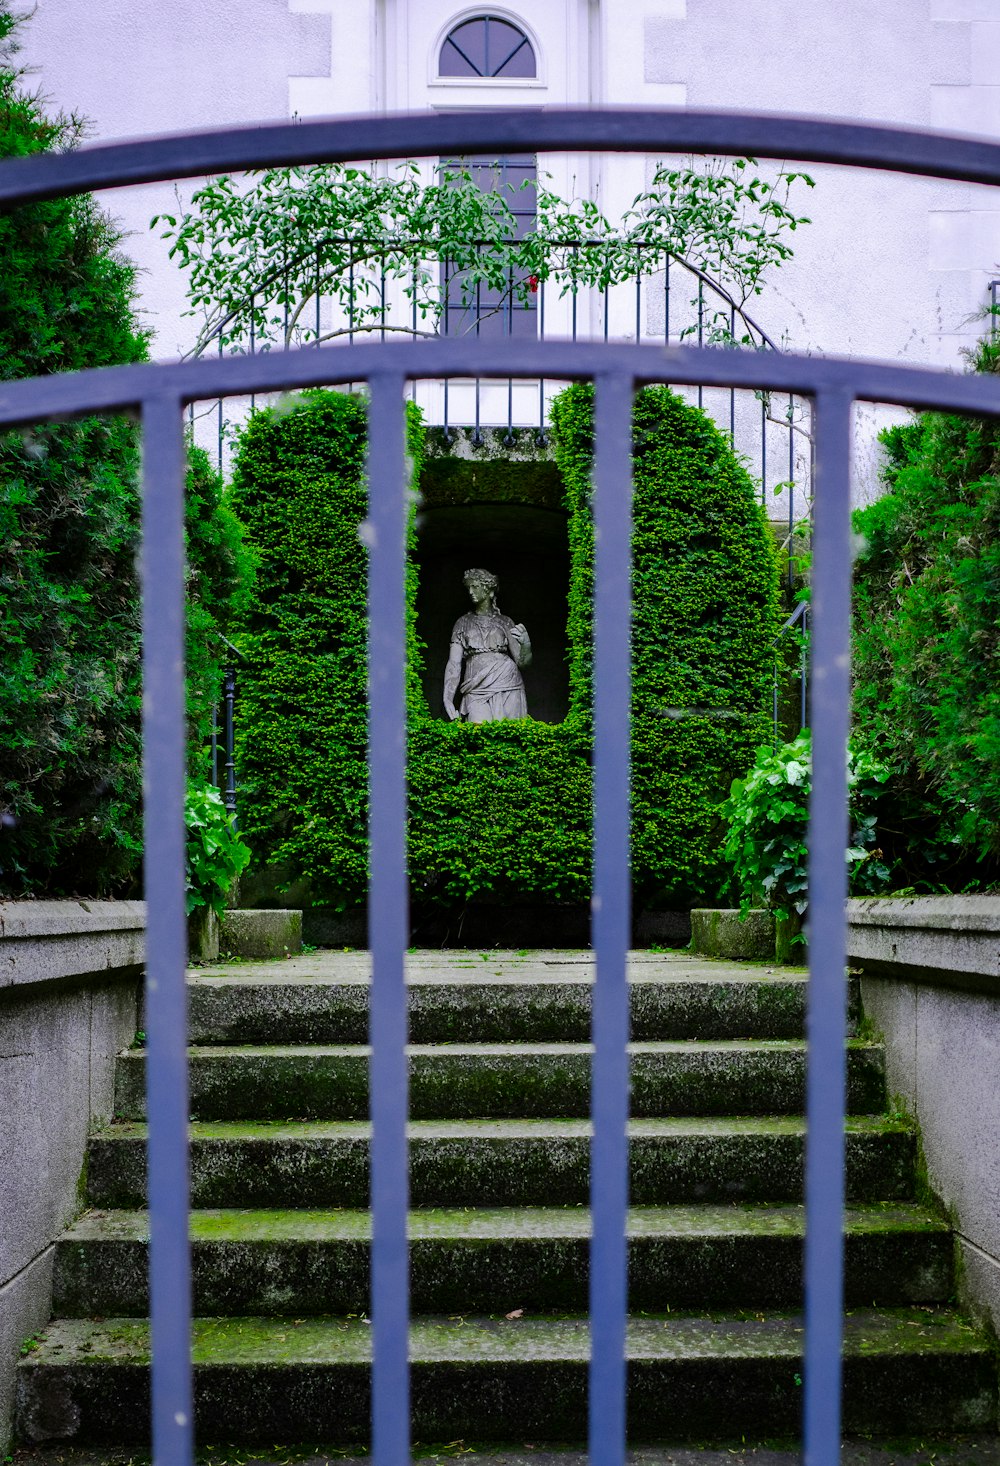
[16, 0, 1000, 493]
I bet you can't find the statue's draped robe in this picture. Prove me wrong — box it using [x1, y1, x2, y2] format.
[450, 611, 530, 722]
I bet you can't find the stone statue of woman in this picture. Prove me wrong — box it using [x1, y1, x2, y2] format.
[443, 568, 532, 723]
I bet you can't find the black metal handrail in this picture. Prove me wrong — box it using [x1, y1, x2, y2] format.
[773, 598, 809, 741]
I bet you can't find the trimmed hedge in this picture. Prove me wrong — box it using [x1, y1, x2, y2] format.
[229, 391, 425, 902]
[0, 6, 252, 894]
[852, 338, 1000, 886]
[185, 445, 256, 757]
[408, 720, 593, 906]
[551, 383, 780, 905]
[233, 382, 779, 911]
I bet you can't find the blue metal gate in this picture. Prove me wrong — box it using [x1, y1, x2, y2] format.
[2, 106, 1000, 1466]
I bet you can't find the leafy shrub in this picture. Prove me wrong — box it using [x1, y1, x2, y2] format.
[233, 382, 779, 912]
[0, 14, 147, 895]
[852, 337, 1000, 887]
[185, 781, 250, 916]
[0, 9, 254, 895]
[722, 729, 892, 921]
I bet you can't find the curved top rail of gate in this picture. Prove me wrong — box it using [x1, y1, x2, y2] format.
[0, 337, 998, 429]
[3, 106, 1000, 206]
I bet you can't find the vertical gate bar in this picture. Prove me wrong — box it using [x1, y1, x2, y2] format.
[249, 296, 256, 414]
[589, 369, 634, 1466]
[366, 370, 411, 1466]
[730, 306, 736, 440]
[141, 392, 194, 1466]
[772, 672, 779, 744]
[217, 336, 223, 474]
[475, 274, 483, 444]
[443, 255, 451, 438]
[803, 388, 853, 1466]
[381, 256, 387, 343]
[788, 394, 796, 591]
[761, 395, 768, 508]
[539, 276, 546, 437]
[223, 667, 238, 831]
[801, 604, 808, 733]
[572, 244, 578, 339]
[697, 280, 704, 409]
[507, 258, 515, 446]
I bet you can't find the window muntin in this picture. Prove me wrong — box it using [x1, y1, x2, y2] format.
[439, 16, 536, 79]
[440, 153, 537, 340]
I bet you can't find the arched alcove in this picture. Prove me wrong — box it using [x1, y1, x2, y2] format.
[415, 501, 570, 723]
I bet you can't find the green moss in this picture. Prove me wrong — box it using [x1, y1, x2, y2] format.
[114, 1038, 885, 1124]
[423, 426, 554, 462]
[419, 457, 564, 510]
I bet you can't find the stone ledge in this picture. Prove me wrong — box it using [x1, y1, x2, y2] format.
[847, 895, 1000, 994]
[690, 909, 775, 962]
[0, 901, 146, 991]
[221, 908, 302, 960]
[848, 894, 1000, 932]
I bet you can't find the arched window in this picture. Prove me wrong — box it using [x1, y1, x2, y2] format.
[439, 15, 536, 79]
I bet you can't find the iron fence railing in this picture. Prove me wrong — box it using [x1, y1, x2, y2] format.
[3, 105, 1000, 1466]
[208, 665, 238, 829]
[774, 599, 810, 742]
[187, 234, 809, 537]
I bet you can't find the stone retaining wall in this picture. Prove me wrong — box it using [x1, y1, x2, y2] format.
[848, 895, 1000, 1338]
[0, 901, 144, 1454]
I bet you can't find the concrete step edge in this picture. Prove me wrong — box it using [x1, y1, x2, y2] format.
[21, 1308, 988, 1366]
[60, 1201, 947, 1244]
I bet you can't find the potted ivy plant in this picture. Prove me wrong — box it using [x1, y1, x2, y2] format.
[185, 780, 251, 961]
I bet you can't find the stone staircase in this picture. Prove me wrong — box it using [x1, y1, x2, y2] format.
[16, 949, 996, 1446]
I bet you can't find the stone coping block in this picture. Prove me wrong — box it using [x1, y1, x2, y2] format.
[847, 895, 1000, 994]
[221, 908, 302, 960]
[690, 908, 775, 962]
[0, 900, 146, 991]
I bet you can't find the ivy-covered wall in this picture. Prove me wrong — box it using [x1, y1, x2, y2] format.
[233, 382, 779, 913]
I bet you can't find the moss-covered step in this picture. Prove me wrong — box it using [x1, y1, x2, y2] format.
[187, 969, 838, 1046]
[17, 1309, 995, 1446]
[52, 1202, 953, 1318]
[113, 1041, 886, 1122]
[87, 1114, 916, 1211]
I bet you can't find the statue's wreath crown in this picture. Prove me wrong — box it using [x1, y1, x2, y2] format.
[463, 568, 498, 592]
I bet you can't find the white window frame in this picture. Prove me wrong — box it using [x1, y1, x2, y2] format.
[428, 7, 547, 89]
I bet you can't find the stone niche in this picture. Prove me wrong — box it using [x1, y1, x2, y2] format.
[415, 464, 570, 723]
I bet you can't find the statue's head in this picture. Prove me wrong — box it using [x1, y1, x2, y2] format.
[463, 568, 498, 598]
